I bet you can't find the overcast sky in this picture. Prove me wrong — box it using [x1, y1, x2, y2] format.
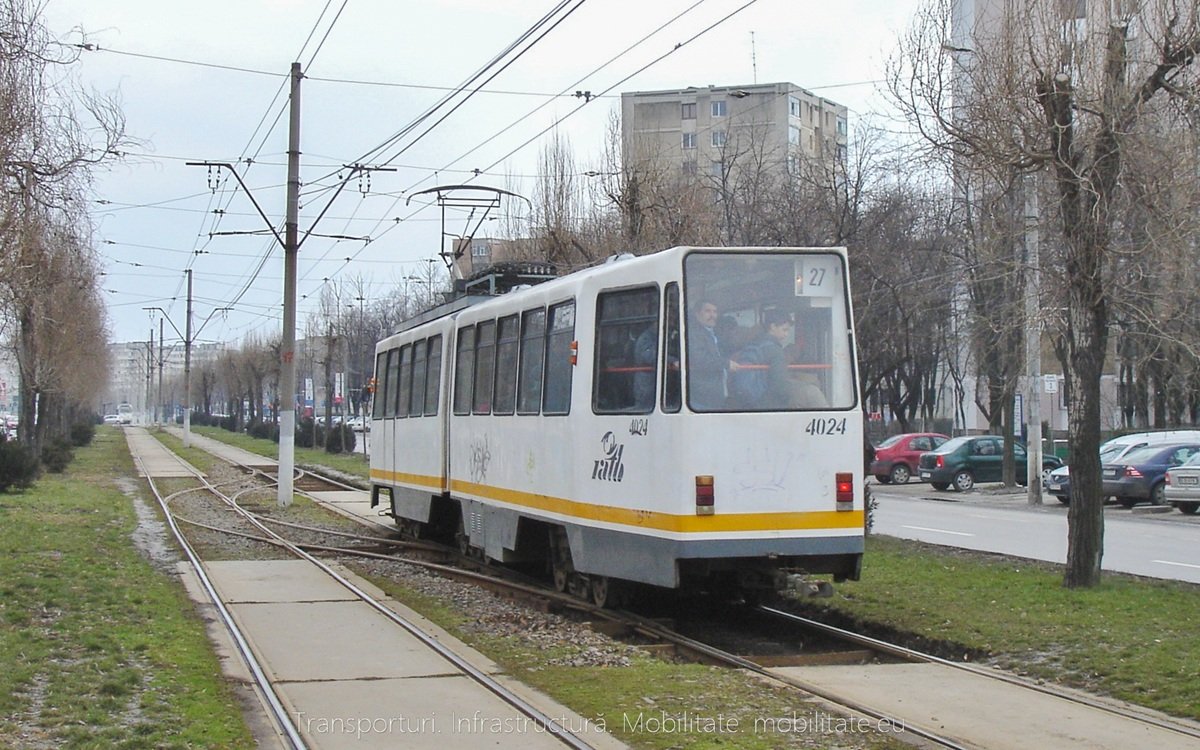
[43, 0, 919, 346]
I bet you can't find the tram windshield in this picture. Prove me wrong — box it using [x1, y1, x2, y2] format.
[683, 251, 857, 412]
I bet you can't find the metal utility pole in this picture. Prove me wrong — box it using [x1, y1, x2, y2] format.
[187, 63, 387, 506]
[278, 61, 302, 508]
[1025, 177, 1043, 505]
[157, 317, 165, 424]
[183, 270, 194, 448]
[146, 328, 154, 422]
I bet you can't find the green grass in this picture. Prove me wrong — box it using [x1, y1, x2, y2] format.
[190, 425, 369, 478]
[0, 426, 253, 748]
[800, 536, 1200, 719]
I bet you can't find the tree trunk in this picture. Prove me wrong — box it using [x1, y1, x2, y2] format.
[1064, 299, 1107, 587]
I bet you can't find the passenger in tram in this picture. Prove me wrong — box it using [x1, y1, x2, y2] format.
[686, 299, 730, 410]
[730, 308, 795, 409]
[632, 323, 657, 410]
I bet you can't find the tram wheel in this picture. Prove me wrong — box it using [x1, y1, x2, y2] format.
[590, 576, 625, 608]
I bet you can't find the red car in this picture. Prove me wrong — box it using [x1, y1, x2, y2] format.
[871, 432, 950, 484]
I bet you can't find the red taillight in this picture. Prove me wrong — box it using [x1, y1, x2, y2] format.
[695, 475, 714, 515]
[1165, 473, 1172, 485]
[1124, 467, 1143, 478]
[836, 472, 854, 511]
[569, 340, 578, 365]
[936, 455, 944, 469]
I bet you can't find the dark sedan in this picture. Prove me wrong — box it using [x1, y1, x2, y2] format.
[918, 435, 1063, 492]
[1101, 443, 1200, 507]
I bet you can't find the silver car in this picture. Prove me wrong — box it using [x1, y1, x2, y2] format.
[1163, 452, 1200, 515]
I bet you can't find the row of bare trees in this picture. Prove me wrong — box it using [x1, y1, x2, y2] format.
[0, 0, 128, 457]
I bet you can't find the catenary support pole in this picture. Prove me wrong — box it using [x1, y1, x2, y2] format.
[183, 270, 194, 448]
[278, 62, 302, 508]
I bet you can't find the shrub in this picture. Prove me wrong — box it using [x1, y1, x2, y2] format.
[325, 424, 356, 454]
[295, 418, 322, 449]
[247, 420, 278, 442]
[219, 415, 237, 432]
[0, 436, 40, 492]
[70, 421, 96, 447]
[41, 438, 74, 474]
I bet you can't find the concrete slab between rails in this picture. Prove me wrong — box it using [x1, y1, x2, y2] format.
[166, 426, 278, 468]
[305, 490, 392, 529]
[769, 662, 1199, 750]
[124, 427, 202, 478]
[200, 560, 626, 749]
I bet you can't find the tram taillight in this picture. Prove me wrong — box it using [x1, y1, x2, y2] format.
[695, 475, 714, 515]
[835, 473, 854, 511]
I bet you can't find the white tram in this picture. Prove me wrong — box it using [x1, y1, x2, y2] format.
[369, 247, 864, 605]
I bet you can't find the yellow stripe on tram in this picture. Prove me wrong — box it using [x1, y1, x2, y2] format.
[370, 469, 863, 533]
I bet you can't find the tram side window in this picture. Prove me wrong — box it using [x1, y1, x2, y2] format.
[663, 283, 682, 412]
[517, 308, 546, 415]
[373, 350, 391, 419]
[493, 315, 519, 415]
[543, 301, 575, 415]
[473, 320, 496, 414]
[385, 348, 402, 417]
[424, 335, 442, 416]
[396, 344, 413, 418]
[453, 326, 475, 416]
[593, 287, 659, 414]
[410, 337, 427, 417]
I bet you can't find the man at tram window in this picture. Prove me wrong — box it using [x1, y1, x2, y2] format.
[686, 299, 729, 410]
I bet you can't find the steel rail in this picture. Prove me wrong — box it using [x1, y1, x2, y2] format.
[137, 457, 308, 750]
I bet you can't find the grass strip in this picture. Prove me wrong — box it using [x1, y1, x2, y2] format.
[0, 426, 253, 748]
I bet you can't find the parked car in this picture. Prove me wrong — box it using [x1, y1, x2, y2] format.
[1164, 453, 1200, 515]
[918, 435, 1063, 492]
[870, 432, 949, 484]
[103, 414, 121, 425]
[1102, 442, 1200, 508]
[1043, 430, 1200, 504]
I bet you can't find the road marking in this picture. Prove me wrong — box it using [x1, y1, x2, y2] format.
[1152, 560, 1200, 570]
[902, 525, 974, 537]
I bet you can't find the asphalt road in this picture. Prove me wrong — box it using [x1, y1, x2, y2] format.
[871, 481, 1200, 584]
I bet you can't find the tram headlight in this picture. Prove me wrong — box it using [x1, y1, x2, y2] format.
[695, 475, 714, 515]
[835, 472, 854, 511]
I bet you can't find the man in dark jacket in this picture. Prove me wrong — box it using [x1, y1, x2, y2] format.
[686, 300, 728, 410]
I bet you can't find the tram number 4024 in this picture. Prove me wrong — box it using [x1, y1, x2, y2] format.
[805, 417, 847, 436]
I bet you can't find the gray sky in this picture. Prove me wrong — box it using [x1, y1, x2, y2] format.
[43, 0, 919, 346]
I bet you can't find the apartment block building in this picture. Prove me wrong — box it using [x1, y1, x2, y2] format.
[620, 82, 848, 182]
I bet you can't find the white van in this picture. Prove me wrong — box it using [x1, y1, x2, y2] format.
[1045, 430, 1200, 503]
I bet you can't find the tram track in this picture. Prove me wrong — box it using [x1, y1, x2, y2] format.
[156, 432, 1200, 750]
[138, 445, 601, 750]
